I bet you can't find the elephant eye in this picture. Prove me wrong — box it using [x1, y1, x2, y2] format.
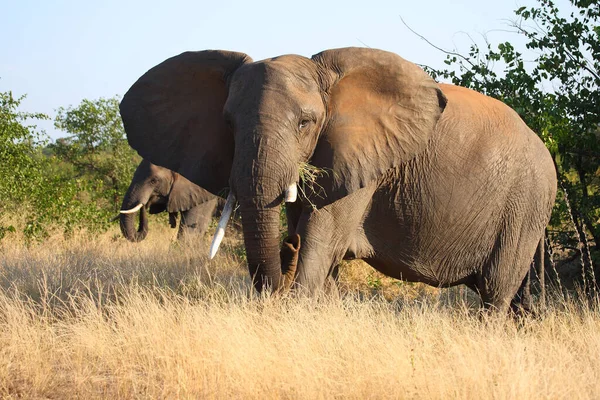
[149, 177, 158, 185]
[299, 119, 311, 131]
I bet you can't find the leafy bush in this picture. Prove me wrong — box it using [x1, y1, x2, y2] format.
[0, 93, 140, 241]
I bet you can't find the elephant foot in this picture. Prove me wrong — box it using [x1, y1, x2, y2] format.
[278, 234, 300, 291]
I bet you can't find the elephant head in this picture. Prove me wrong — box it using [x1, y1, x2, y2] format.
[119, 48, 445, 290]
[119, 159, 213, 242]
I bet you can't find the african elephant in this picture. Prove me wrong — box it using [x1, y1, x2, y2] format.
[119, 47, 557, 313]
[120, 159, 220, 242]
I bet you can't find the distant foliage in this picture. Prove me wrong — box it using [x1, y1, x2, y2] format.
[0, 93, 139, 241]
[52, 97, 140, 212]
[0, 91, 48, 206]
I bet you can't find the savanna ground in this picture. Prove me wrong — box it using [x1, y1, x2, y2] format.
[0, 215, 599, 399]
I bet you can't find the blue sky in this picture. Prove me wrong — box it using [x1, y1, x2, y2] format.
[1, 0, 565, 140]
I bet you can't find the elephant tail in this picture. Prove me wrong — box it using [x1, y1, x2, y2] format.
[534, 236, 546, 306]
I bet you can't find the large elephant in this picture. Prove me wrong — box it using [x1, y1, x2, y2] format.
[119, 159, 220, 242]
[119, 48, 557, 313]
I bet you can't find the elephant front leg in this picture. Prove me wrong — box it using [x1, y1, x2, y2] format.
[293, 185, 377, 295]
[178, 199, 218, 239]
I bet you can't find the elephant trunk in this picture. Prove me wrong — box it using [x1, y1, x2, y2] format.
[278, 234, 300, 292]
[232, 124, 299, 293]
[119, 188, 150, 242]
[239, 204, 284, 292]
[119, 206, 148, 242]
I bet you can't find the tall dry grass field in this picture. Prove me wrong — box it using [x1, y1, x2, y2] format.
[0, 222, 599, 399]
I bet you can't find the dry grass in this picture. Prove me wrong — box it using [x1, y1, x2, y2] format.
[1, 222, 600, 398]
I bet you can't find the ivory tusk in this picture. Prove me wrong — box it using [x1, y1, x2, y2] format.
[120, 203, 143, 214]
[209, 192, 235, 259]
[284, 183, 297, 203]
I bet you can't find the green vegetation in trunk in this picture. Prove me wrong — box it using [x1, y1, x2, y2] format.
[298, 162, 330, 209]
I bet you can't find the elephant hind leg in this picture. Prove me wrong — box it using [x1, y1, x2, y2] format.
[477, 265, 531, 315]
[509, 236, 546, 316]
[476, 219, 541, 315]
[510, 269, 532, 316]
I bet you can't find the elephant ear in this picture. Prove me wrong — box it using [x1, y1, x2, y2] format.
[310, 47, 447, 203]
[120, 50, 252, 195]
[167, 172, 213, 213]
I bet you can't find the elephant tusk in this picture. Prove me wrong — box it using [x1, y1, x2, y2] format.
[120, 203, 144, 214]
[209, 192, 235, 259]
[284, 183, 297, 203]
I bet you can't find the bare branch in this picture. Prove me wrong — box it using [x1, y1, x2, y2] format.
[416, 63, 442, 72]
[356, 38, 371, 49]
[564, 50, 600, 82]
[399, 15, 476, 68]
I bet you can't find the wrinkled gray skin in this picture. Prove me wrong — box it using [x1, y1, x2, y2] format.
[120, 159, 219, 242]
[119, 48, 557, 313]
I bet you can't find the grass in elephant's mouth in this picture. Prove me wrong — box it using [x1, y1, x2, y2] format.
[298, 162, 329, 207]
[1, 225, 599, 399]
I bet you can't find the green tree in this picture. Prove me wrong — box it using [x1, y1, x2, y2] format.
[0, 92, 142, 241]
[52, 97, 140, 212]
[0, 91, 48, 207]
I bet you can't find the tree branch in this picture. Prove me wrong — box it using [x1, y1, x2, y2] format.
[399, 16, 476, 68]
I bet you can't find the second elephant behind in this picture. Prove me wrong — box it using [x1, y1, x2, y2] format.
[120, 159, 222, 242]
